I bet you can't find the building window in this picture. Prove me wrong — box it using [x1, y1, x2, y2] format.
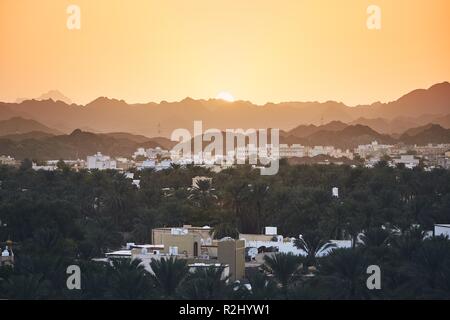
[194, 242, 198, 257]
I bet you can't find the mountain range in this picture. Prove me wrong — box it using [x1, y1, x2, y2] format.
[15, 90, 72, 105]
[281, 124, 396, 150]
[0, 82, 449, 137]
[1, 117, 450, 160]
[0, 117, 62, 136]
[0, 125, 173, 160]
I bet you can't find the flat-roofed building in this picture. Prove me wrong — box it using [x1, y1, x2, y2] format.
[435, 224, 450, 238]
[0, 155, 16, 166]
[151, 225, 214, 257]
[218, 238, 245, 282]
[87, 152, 117, 170]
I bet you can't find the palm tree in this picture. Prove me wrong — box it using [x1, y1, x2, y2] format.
[359, 227, 393, 248]
[109, 258, 153, 300]
[262, 252, 302, 293]
[178, 266, 231, 299]
[294, 233, 336, 270]
[132, 208, 157, 243]
[189, 179, 217, 209]
[149, 256, 188, 298]
[404, 236, 450, 298]
[318, 248, 369, 299]
[212, 210, 239, 239]
[244, 271, 280, 300]
[78, 261, 112, 300]
[0, 274, 51, 300]
[248, 183, 269, 233]
[213, 222, 239, 240]
[104, 175, 132, 226]
[10, 254, 70, 299]
[391, 226, 426, 260]
[224, 180, 249, 219]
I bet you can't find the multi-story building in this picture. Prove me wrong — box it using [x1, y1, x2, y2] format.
[151, 225, 214, 257]
[146, 147, 171, 160]
[0, 156, 17, 166]
[354, 141, 393, 159]
[115, 157, 133, 171]
[0, 155, 17, 166]
[132, 148, 147, 159]
[87, 152, 117, 170]
[278, 144, 306, 158]
[150, 225, 245, 280]
[217, 238, 245, 281]
[392, 155, 420, 169]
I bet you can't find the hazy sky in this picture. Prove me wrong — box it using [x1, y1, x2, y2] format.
[1, 0, 449, 105]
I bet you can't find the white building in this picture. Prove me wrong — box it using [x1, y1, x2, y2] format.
[156, 159, 172, 171]
[103, 243, 229, 278]
[147, 147, 171, 159]
[239, 227, 352, 257]
[434, 224, 450, 238]
[355, 141, 393, 159]
[32, 163, 56, 171]
[393, 155, 420, 169]
[0, 155, 16, 166]
[132, 148, 147, 159]
[87, 152, 117, 170]
[142, 159, 156, 169]
[279, 144, 306, 158]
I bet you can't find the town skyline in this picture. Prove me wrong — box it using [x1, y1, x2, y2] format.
[1, 1, 450, 304]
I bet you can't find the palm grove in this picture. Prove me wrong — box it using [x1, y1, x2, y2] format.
[1, 159, 450, 299]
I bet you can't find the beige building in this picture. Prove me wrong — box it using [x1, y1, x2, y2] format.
[218, 238, 245, 282]
[151, 226, 245, 281]
[151, 225, 214, 257]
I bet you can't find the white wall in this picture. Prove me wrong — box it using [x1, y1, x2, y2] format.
[435, 225, 450, 238]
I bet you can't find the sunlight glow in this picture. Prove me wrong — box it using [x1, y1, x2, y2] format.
[216, 92, 235, 102]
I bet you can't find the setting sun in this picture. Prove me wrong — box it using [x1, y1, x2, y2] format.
[216, 92, 235, 102]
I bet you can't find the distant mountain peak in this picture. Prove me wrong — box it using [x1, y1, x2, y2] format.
[88, 97, 113, 104]
[427, 81, 450, 92]
[70, 128, 84, 136]
[400, 123, 450, 145]
[342, 124, 374, 132]
[37, 90, 72, 105]
[325, 120, 347, 126]
[15, 90, 72, 105]
[86, 97, 128, 107]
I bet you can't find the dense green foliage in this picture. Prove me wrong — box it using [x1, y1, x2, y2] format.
[0, 161, 450, 299]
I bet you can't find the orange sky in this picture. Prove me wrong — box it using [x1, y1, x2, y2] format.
[0, 0, 449, 106]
